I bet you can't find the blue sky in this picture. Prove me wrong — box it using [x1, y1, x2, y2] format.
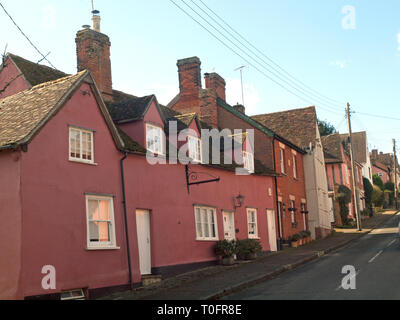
[1, 0, 400, 154]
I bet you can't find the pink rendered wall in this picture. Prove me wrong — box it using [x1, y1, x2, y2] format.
[0, 150, 23, 299]
[0, 57, 30, 99]
[123, 156, 275, 275]
[18, 83, 128, 298]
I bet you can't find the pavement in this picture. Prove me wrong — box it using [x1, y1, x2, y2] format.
[99, 210, 398, 300]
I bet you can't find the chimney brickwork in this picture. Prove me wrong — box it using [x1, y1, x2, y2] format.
[75, 28, 113, 101]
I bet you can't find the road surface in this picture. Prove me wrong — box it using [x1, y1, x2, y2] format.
[223, 213, 400, 300]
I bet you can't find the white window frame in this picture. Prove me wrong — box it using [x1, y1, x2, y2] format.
[194, 206, 218, 241]
[247, 208, 258, 239]
[85, 195, 117, 250]
[243, 151, 254, 173]
[290, 200, 296, 224]
[146, 123, 164, 155]
[280, 148, 286, 174]
[188, 135, 202, 163]
[69, 127, 94, 164]
[60, 289, 86, 301]
[293, 154, 297, 179]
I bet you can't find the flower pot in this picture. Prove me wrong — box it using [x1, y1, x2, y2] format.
[221, 256, 235, 266]
[291, 241, 299, 248]
[308, 236, 312, 243]
[237, 252, 257, 261]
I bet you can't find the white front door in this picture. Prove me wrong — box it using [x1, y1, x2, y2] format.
[136, 210, 151, 275]
[222, 211, 235, 241]
[267, 209, 278, 252]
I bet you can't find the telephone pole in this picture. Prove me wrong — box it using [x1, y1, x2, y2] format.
[346, 103, 362, 231]
[393, 139, 398, 210]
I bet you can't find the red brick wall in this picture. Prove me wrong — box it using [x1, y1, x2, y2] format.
[217, 105, 275, 170]
[274, 140, 308, 240]
[75, 29, 113, 101]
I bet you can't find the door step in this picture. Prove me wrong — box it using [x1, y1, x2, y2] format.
[142, 275, 163, 287]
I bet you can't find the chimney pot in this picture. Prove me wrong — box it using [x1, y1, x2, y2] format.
[233, 103, 245, 114]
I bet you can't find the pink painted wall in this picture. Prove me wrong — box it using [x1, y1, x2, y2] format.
[0, 57, 30, 100]
[123, 156, 275, 281]
[0, 150, 23, 299]
[17, 83, 127, 299]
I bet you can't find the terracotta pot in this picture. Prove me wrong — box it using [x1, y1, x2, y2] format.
[221, 256, 235, 266]
[291, 241, 299, 248]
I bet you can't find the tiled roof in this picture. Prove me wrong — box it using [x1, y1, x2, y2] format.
[340, 132, 367, 164]
[251, 106, 317, 149]
[321, 133, 343, 164]
[8, 53, 68, 86]
[106, 90, 154, 123]
[0, 71, 87, 148]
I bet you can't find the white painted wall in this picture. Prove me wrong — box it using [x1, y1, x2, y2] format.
[303, 124, 334, 239]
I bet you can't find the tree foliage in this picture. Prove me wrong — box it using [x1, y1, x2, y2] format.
[372, 185, 384, 207]
[318, 119, 338, 137]
[363, 178, 373, 216]
[336, 185, 352, 225]
[373, 174, 384, 191]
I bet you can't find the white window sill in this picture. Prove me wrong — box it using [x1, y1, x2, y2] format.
[196, 238, 219, 242]
[85, 246, 120, 251]
[248, 236, 260, 240]
[69, 159, 98, 166]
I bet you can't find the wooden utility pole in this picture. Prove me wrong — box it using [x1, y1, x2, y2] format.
[346, 103, 362, 231]
[393, 139, 398, 210]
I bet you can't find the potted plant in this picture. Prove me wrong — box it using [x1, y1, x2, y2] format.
[304, 230, 312, 243]
[291, 234, 301, 248]
[214, 240, 237, 266]
[236, 239, 262, 260]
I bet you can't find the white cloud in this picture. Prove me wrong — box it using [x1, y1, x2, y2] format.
[225, 77, 260, 115]
[329, 60, 346, 69]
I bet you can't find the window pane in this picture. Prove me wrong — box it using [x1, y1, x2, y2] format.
[203, 209, 209, 238]
[98, 200, 110, 220]
[98, 221, 110, 242]
[89, 221, 99, 242]
[210, 210, 216, 238]
[88, 200, 99, 220]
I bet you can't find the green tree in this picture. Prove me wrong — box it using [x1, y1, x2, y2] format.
[372, 185, 384, 207]
[318, 119, 338, 137]
[336, 185, 352, 226]
[363, 178, 373, 216]
[373, 174, 384, 191]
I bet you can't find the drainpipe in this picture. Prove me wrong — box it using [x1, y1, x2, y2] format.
[120, 152, 133, 290]
[272, 137, 283, 251]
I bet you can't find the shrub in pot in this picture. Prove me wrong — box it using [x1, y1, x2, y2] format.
[214, 240, 237, 265]
[236, 239, 262, 260]
[291, 234, 301, 248]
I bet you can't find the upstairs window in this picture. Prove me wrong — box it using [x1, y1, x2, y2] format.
[293, 154, 297, 179]
[243, 151, 254, 173]
[188, 136, 202, 163]
[69, 127, 94, 164]
[146, 124, 164, 154]
[280, 149, 286, 174]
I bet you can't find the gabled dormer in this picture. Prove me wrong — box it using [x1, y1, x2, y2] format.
[106, 92, 166, 155]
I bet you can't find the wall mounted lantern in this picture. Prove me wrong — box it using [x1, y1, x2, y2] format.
[233, 194, 245, 209]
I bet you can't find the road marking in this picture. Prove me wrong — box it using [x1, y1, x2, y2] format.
[387, 239, 397, 248]
[368, 250, 383, 264]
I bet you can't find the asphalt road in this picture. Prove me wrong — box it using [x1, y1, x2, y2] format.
[223, 213, 400, 300]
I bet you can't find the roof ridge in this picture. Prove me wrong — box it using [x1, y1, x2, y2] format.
[252, 106, 315, 118]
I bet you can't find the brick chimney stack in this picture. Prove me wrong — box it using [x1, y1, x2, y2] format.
[204, 72, 226, 101]
[75, 11, 113, 101]
[177, 57, 202, 97]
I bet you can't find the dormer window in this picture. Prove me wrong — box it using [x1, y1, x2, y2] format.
[69, 127, 94, 164]
[146, 124, 164, 154]
[188, 136, 202, 163]
[243, 151, 254, 173]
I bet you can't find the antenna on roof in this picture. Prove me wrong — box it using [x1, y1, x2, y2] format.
[91, 0, 101, 32]
[234, 65, 246, 106]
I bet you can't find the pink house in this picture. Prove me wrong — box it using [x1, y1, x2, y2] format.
[0, 18, 277, 299]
